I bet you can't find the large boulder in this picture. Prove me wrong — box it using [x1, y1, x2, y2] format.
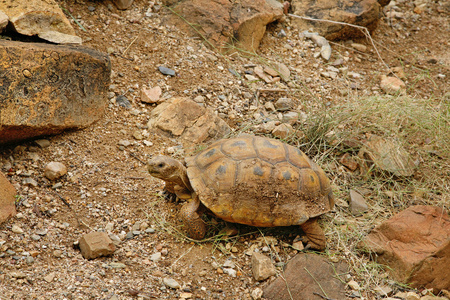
[290, 0, 389, 40]
[0, 0, 81, 44]
[0, 40, 111, 144]
[0, 172, 16, 224]
[164, 0, 283, 52]
[359, 205, 450, 292]
[147, 97, 231, 149]
[264, 253, 348, 300]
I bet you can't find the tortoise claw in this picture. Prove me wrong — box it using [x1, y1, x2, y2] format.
[162, 189, 178, 202]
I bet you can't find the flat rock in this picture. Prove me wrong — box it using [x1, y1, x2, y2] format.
[78, 231, 116, 260]
[358, 136, 415, 177]
[359, 205, 450, 292]
[165, 0, 283, 52]
[291, 0, 389, 40]
[380, 75, 406, 94]
[0, 172, 16, 224]
[113, 0, 134, 10]
[0, 40, 110, 144]
[0, 0, 79, 43]
[264, 253, 348, 300]
[349, 189, 368, 215]
[251, 252, 276, 281]
[147, 97, 231, 149]
[141, 86, 162, 104]
[0, 10, 8, 31]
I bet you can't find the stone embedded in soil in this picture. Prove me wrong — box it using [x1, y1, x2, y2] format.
[263, 253, 348, 300]
[349, 189, 369, 215]
[380, 75, 406, 94]
[147, 97, 231, 149]
[272, 123, 293, 139]
[274, 98, 293, 111]
[78, 231, 116, 260]
[340, 153, 358, 171]
[34, 139, 51, 148]
[251, 252, 276, 281]
[359, 205, 450, 292]
[141, 86, 162, 104]
[0, 171, 16, 224]
[163, 277, 181, 289]
[44, 162, 67, 181]
[358, 136, 415, 177]
[113, 0, 134, 10]
[291, 0, 387, 40]
[0, 40, 110, 144]
[158, 66, 176, 76]
[166, 0, 283, 52]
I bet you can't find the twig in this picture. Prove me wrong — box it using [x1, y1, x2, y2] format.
[54, 192, 72, 210]
[123, 35, 139, 55]
[60, 6, 87, 32]
[304, 267, 329, 299]
[170, 245, 194, 267]
[130, 152, 146, 164]
[288, 14, 393, 77]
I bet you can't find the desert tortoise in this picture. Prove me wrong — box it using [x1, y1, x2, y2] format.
[148, 135, 334, 250]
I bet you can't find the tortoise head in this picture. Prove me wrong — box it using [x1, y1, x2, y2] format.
[147, 156, 183, 181]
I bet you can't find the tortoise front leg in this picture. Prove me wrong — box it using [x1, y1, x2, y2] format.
[299, 218, 326, 251]
[179, 196, 206, 240]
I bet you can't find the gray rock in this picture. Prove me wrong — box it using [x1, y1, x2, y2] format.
[349, 189, 368, 215]
[158, 66, 176, 76]
[116, 95, 131, 109]
[150, 252, 162, 262]
[223, 268, 237, 277]
[163, 277, 181, 289]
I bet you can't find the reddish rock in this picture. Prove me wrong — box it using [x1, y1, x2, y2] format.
[264, 253, 348, 300]
[166, 0, 283, 52]
[79, 231, 116, 260]
[0, 40, 110, 144]
[290, 0, 389, 40]
[0, 172, 17, 224]
[359, 205, 450, 292]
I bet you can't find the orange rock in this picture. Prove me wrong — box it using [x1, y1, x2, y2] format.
[0, 40, 110, 144]
[359, 205, 450, 292]
[0, 172, 16, 224]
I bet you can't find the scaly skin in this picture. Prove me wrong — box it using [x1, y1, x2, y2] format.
[299, 218, 326, 251]
[179, 196, 206, 240]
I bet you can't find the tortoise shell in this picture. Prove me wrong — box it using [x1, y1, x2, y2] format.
[185, 135, 334, 227]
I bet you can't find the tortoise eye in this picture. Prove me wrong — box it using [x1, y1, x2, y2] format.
[158, 163, 165, 168]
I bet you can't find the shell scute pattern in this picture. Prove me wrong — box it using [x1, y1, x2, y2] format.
[185, 135, 333, 226]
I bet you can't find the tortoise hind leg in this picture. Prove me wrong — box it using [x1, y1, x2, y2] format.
[299, 218, 326, 251]
[179, 196, 206, 240]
